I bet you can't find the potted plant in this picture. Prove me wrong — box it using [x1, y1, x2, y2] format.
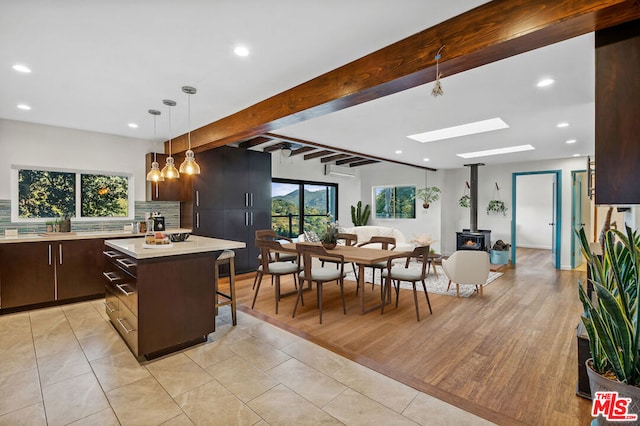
[459, 194, 470, 208]
[486, 200, 508, 216]
[54, 218, 62, 232]
[321, 221, 339, 249]
[416, 186, 441, 209]
[577, 226, 640, 424]
[350, 201, 371, 226]
[45, 220, 54, 233]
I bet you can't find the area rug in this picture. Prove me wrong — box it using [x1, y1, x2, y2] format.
[343, 260, 503, 298]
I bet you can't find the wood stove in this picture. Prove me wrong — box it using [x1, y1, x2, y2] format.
[456, 229, 491, 251]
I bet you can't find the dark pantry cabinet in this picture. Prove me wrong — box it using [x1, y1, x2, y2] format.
[191, 146, 271, 273]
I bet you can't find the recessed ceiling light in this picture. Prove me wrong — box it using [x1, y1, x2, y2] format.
[408, 118, 509, 143]
[395, 150, 402, 154]
[128, 123, 138, 129]
[12, 64, 31, 73]
[566, 139, 577, 144]
[557, 122, 569, 128]
[234, 46, 250, 57]
[423, 158, 430, 162]
[537, 78, 555, 88]
[573, 154, 580, 157]
[457, 144, 535, 159]
[17, 104, 31, 110]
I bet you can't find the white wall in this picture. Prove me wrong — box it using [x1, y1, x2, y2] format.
[0, 119, 160, 200]
[359, 163, 443, 253]
[515, 174, 554, 249]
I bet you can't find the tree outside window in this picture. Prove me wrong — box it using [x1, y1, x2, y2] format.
[374, 186, 416, 219]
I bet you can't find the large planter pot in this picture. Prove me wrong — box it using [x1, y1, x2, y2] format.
[490, 249, 509, 265]
[586, 359, 640, 425]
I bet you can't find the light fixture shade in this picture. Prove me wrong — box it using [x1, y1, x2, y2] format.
[179, 149, 201, 175]
[146, 160, 165, 182]
[281, 147, 292, 158]
[161, 156, 180, 179]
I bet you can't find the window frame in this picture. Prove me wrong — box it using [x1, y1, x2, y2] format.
[372, 184, 416, 219]
[11, 165, 134, 222]
[271, 178, 339, 238]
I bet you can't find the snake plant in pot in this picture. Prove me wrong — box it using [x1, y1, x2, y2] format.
[577, 226, 640, 424]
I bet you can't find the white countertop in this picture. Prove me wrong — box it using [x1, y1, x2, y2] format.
[0, 228, 192, 244]
[104, 235, 246, 259]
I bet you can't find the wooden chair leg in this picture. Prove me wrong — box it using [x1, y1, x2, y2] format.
[275, 275, 281, 314]
[339, 279, 346, 315]
[251, 271, 264, 309]
[446, 280, 452, 292]
[317, 281, 323, 324]
[292, 278, 305, 318]
[412, 282, 420, 321]
[421, 280, 432, 314]
[456, 283, 460, 298]
[229, 259, 237, 326]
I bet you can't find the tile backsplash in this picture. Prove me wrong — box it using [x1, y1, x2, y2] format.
[0, 199, 180, 234]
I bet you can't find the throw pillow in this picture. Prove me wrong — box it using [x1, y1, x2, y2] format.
[304, 230, 320, 242]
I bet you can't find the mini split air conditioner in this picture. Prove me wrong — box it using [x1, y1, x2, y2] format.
[324, 164, 355, 178]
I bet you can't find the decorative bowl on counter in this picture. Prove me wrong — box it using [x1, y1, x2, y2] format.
[168, 232, 190, 242]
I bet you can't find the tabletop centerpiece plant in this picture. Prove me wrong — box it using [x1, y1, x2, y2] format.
[321, 220, 339, 250]
[577, 225, 640, 424]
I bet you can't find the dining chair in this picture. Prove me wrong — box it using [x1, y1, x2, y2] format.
[293, 243, 347, 324]
[441, 250, 490, 298]
[381, 245, 432, 321]
[357, 236, 396, 292]
[252, 229, 296, 290]
[252, 238, 300, 314]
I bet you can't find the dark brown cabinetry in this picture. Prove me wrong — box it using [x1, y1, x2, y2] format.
[0, 238, 106, 310]
[103, 247, 215, 359]
[0, 242, 55, 308]
[595, 20, 640, 204]
[191, 146, 271, 273]
[145, 152, 191, 202]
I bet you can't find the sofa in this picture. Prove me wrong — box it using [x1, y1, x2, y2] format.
[298, 225, 416, 251]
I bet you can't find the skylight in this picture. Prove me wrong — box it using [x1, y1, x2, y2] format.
[457, 144, 535, 159]
[407, 118, 509, 143]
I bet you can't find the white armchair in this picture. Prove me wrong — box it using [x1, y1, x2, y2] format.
[441, 250, 490, 298]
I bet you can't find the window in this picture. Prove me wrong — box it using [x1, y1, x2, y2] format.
[374, 185, 416, 219]
[272, 179, 338, 238]
[14, 167, 132, 220]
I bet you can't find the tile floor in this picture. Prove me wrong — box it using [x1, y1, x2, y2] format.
[0, 300, 494, 425]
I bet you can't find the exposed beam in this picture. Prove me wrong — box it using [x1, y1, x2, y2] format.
[336, 157, 364, 166]
[304, 150, 335, 160]
[321, 154, 352, 163]
[267, 133, 436, 171]
[167, 0, 640, 159]
[288, 146, 316, 156]
[262, 142, 287, 153]
[238, 136, 273, 149]
[349, 159, 380, 167]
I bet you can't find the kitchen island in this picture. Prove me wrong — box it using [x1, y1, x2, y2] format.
[103, 235, 245, 360]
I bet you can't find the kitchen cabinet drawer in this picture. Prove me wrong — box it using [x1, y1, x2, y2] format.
[105, 285, 119, 324]
[114, 281, 138, 317]
[115, 302, 138, 356]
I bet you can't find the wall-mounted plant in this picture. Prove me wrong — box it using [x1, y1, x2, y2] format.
[486, 200, 508, 216]
[459, 194, 470, 208]
[416, 186, 441, 209]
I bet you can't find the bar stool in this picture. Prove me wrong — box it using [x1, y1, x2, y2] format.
[214, 250, 236, 330]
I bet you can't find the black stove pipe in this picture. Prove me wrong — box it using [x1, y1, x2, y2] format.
[464, 163, 484, 233]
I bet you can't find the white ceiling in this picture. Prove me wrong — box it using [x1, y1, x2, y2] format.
[0, 0, 594, 170]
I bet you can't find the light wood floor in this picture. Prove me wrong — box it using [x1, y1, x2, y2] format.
[233, 248, 593, 425]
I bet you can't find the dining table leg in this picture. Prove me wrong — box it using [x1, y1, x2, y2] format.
[359, 263, 366, 314]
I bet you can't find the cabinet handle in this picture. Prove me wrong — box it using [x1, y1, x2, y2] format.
[116, 318, 135, 334]
[196, 212, 200, 228]
[245, 211, 249, 226]
[103, 250, 120, 258]
[104, 301, 117, 313]
[48, 244, 52, 265]
[251, 211, 254, 226]
[245, 193, 249, 207]
[196, 190, 200, 207]
[103, 271, 121, 282]
[59, 244, 63, 265]
[250, 193, 254, 207]
[116, 283, 135, 296]
[116, 258, 137, 269]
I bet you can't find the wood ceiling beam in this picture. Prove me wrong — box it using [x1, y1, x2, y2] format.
[167, 0, 640, 158]
[288, 146, 316, 156]
[321, 154, 352, 163]
[304, 150, 335, 160]
[336, 157, 364, 166]
[349, 159, 380, 167]
[262, 142, 287, 153]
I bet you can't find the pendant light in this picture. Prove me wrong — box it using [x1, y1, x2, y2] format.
[146, 109, 164, 182]
[161, 99, 179, 179]
[179, 86, 201, 175]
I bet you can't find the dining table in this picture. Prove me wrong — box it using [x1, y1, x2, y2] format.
[280, 242, 407, 314]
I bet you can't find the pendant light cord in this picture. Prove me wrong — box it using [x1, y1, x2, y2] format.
[187, 91, 191, 150]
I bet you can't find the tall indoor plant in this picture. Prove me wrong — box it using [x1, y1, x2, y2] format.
[578, 226, 640, 423]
